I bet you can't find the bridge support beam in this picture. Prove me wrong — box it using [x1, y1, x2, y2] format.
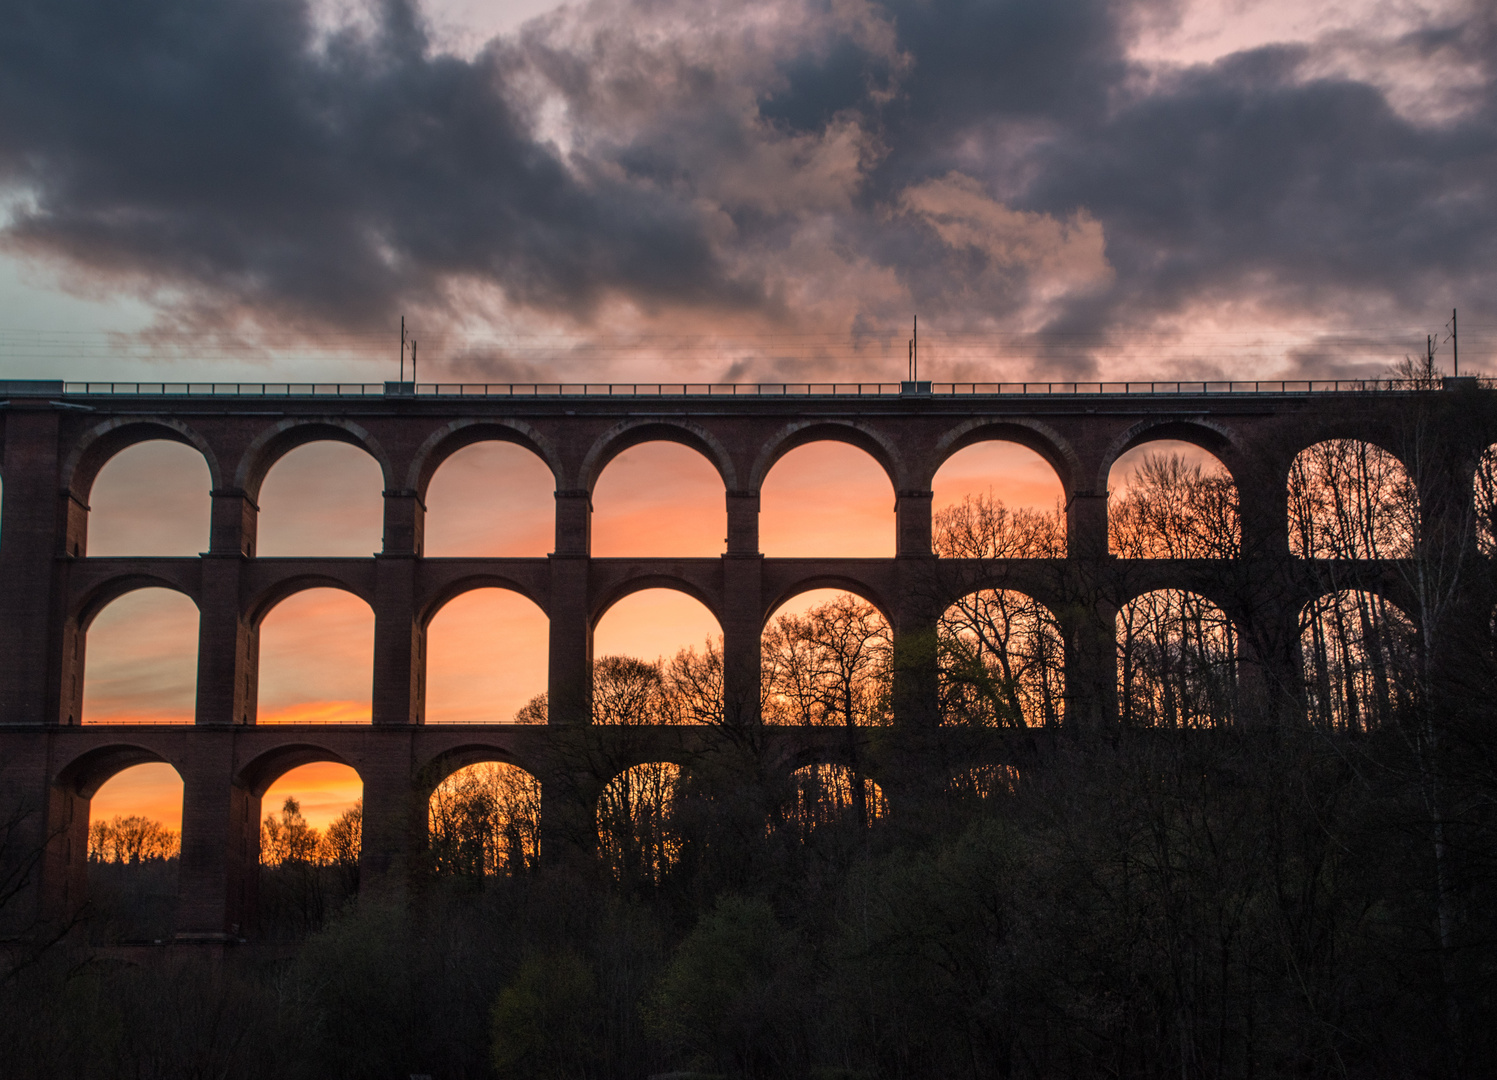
[175, 736, 256, 940]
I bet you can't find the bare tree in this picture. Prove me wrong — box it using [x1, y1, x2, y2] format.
[762, 595, 892, 728]
[88, 815, 180, 864]
[1109, 452, 1239, 559]
[259, 797, 320, 867]
[1117, 590, 1239, 728]
[934, 492, 1065, 728]
[593, 655, 667, 725]
[429, 765, 541, 878]
[1288, 439, 1418, 559]
[597, 763, 684, 886]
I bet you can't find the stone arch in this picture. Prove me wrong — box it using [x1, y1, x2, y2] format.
[750, 420, 905, 492]
[762, 576, 893, 628]
[592, 750, 697, 794]
[406, 418, 562, 499]
[420, 575, 549, 628]
[55, 742, 178, 798]
[1112, 574, 1243, 619]
[1275, 423, 1411, 490]
[236, 743, 359, 799]
[74, 572, 200, 631]
[931, 417, 1078, 493]
[591, 575, 724, 631]
[46, 745, 185, 919]
[579, 418, 738, 493]
[233, 418, 393, 499]
[249, 575, 375, 628]
[783, 741, 869, 773]
[415, 745, 542, 801]
[62, 417, 222, 502]
[1097, 417, 1244, 494]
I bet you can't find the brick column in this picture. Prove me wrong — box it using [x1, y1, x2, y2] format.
[1235, 593, 1305, 728]
[0, 405, 69, 725]
[1066, 491, 1109, 558]
[1063, 588, 1119, 731]
[372, 491, 424, 725]
[895, 489, 933, 556]
[549, 491, 592, 725]
[722, 491, 762, 725]
[359, 735, 420, 897]
[196, 490, 257, 725]
[175, 734, 256, 941]
[1237, 468, 1289, 560]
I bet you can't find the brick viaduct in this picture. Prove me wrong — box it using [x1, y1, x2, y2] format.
[0, 378, 1492, 942]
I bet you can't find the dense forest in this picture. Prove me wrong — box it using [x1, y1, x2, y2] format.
[2, 431, 1496, 1080]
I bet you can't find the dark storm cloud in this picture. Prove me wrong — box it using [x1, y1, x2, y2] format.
[0, 0, 759, 328]
[2, 0, 1496, 370]
[1015, 41, 1497, 333]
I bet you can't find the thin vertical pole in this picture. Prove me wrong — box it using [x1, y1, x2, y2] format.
[412, 339, 418, 386]
[1452, 308, 1458, 376]
[399, 316, 406, 382]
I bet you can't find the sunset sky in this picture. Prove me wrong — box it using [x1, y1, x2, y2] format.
[7, 0, 1495, 826]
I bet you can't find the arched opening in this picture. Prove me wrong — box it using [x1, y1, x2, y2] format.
[87, 761, 183, 942]
[939, 588, 1063, 727]
[761, 443, 894, 556]
[1475, 443, 1497, 557]
[88, 441, 211, 556]
[762, 589, 891, 726]
[1301, 590, 1417, 732]
[426, 589, 549, 723]
[594, 590, 722, 724]
[258, 761, 363, 936]
[593, 442, 724, 556]
[1117, 589, 1238, 728]
[257, 442, 384, 557]
[598, 762, 685, 885]
[424, 442, 554, 556]
[427, 762, 542, 879]
[777, 763, 885, 839]
[933, 441, 1065, 558]
[1289, 440, 1417, 558]
[1108, 440, 1239, 558]
[82, 588, 198, 724]
[257, 588, 374, 724]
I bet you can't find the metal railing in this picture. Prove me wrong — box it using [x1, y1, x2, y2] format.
[56, 377, 1491, 398]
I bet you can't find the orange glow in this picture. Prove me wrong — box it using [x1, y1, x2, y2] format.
[77, 433, 1077, 814]
[934, 441, 1065, 515]
[426, 588, 549, 722]
[595, 589, 721, 663]
[92, 762, 184, 832]
[761, 442, 894, 556]
[261, 762, 363, 832]
[424, 442, 555, 556]
[768, 587, 876, 622]
[256, 442, 384, 557]
[88, 440, 211, 556]
[82, 588, 198, 725]
[257, 700, 371, 725]
[592, 442, 725, 557]
[257, 588, 373, 724]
